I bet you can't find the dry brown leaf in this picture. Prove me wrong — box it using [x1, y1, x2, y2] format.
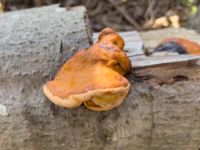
[169, 15, 180, 28]
[152, 17, 170, 28]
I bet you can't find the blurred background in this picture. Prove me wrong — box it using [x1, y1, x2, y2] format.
[1, 0, 200, 32]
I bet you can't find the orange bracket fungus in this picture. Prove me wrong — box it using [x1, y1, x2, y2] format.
[43, 28, 132, 111]
[154, 38, 200, 55]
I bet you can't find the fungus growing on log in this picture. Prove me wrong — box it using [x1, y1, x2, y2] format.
[43, 28, 132, 111]
[154, 38, 200, 55]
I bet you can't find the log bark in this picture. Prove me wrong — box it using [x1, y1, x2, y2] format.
[0, 5, 92, 80]
[0, 6, 200, 149]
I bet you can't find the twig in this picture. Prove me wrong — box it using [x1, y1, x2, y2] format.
[107, 0, 141, 30]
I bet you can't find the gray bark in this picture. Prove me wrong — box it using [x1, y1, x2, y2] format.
[0, 6, 200, 150]
[0, 5, 91, 79]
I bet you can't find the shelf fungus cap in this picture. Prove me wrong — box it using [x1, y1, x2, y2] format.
[154, 38, 200, 55]
[43, 28, 132, 111]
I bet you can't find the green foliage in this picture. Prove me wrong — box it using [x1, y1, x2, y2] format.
[180, 0, 198, 15]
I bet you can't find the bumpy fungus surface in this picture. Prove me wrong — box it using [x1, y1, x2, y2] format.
[43, 28, 132, 111]
[154, 38, 200, 55]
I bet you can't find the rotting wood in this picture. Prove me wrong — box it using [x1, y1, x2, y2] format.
[131, 55, 200, 80]
[131, 54, 200, 68]
[140, 28, 200, 54]
[94, 28, 200, 81]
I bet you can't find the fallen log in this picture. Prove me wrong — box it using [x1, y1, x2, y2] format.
[0, 5, 91, 79]
[0, 5, 200, 150]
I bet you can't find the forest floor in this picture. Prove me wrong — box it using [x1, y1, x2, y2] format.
[1, 0, 199, 32]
